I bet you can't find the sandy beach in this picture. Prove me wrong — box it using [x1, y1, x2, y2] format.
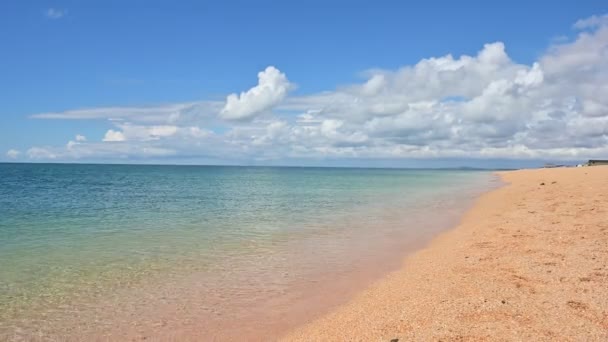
[284, 166, 608, 341]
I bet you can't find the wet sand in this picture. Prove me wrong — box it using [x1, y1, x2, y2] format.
[284, 166, 608, 341]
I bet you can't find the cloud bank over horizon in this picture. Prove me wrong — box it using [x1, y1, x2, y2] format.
[9, 14, 608, 165]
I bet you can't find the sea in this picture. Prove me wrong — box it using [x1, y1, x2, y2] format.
[0, 163, 498, 340]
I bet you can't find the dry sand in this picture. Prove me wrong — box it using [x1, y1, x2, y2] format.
[283, 166, 608, 341]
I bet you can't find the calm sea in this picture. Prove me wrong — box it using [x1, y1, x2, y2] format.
[0, 163, 497, 340]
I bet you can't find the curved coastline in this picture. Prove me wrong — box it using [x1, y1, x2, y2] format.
[0, 168, 497, 341]
[284, 166, 608, 341]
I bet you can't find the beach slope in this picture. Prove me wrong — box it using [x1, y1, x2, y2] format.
[284, 166, 608, 341]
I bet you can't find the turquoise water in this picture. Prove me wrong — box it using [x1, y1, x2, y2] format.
[0, 163, 495, 338]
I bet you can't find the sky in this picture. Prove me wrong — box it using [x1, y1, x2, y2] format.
[1, 1, 607, 167]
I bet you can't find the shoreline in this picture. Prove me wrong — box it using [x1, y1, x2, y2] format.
[283, 166, 608, 341]
[94, 172, 496, 341]
[1, 170, 495, 341]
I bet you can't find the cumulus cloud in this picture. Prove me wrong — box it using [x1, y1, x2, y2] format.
[101, 123, 211, 143]
[6, 149, 20, 159]
[103, 130, 126, 142]
[24, 14, 608, 163]
[45, 8, 67, 19]
[67, 135, 88, 149]
[220, 66, 292, 120]
[118, 124, 178, 141]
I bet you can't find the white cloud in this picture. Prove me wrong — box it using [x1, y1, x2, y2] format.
[45, 8, 67, 19]
[101, 123, 212, 143]
[118, 124, 178, 141]
[27, 142, 178, 161]
[103, 130, 126, 142]
[27, 147, 57, 159]
[31, 102, 221, 124]
[6, 149, 20, 159]
[573, 14, 608, 30]
[75, 134, 87, 142]
[220, 66, 292, 120]
[360, 74, 387, 96]
[23, 14, 608, 163]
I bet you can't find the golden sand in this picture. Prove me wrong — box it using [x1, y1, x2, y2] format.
[283, 166, 608, 341]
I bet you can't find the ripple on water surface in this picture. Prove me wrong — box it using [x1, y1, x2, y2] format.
[0, 164, 498, 339]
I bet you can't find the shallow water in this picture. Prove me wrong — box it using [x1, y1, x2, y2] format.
[0, 163, 497, 340]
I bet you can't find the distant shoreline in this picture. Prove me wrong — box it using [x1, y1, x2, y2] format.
[0, 160, 515, 171]
[284, 166, 608, 341]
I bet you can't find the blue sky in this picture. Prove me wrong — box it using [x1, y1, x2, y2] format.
[1, 1, 607, 167]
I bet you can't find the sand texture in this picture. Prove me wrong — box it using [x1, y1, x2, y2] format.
[284, 166, 608, 341]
